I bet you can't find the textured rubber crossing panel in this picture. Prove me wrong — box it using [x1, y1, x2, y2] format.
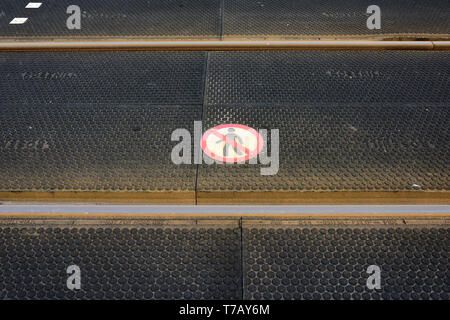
[205, 51, 450, 105]
[199, 51, 449, 198]
[197, 103, 449, 196]
[0, 104, 201, 195]
[243, 224, 449, 300]
[1, 0, 448, 40]
[0, 0, 220, 39]
[0, 51, 206, 105]
[0, 220, 242, 299]
[224, 0, 450, 39]
[0, 218, 447, 300]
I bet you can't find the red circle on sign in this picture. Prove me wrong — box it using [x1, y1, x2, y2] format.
[201, 124, 264, 163]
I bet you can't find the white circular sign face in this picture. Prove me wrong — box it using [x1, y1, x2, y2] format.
[201, 124, 264, 163]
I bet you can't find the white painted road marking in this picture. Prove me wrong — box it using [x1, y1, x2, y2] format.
[9, 17, 28, 24]
[26, 2, 42, 9]
[10, 2, 43, 25]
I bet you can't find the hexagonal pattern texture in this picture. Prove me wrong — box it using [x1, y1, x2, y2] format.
[0, 104, 201, 192]
[205, 51, 450, 105]
[1, 1, 449, 40]
[198, 104, 449, 192]
[0, 223, 242, 300]
[0, 51, 206, 105]
[0, 220, 448, 300]
[243, 226, 449, 300]
[1, 50, 449, 197]
[0, 0, 220, 39]
[224, 0, 450, 39]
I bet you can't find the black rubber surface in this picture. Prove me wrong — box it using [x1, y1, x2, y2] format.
[0, 51, 207, 193]
[198, 103, 449, 193]
[0, 50, 449, 195]
[1, 1, 449, 40]
[205, 51, 450, 105]
[0, 104, 201, 192]
[198, 51, 450, 193]
[0, 51, 206, 105]
[243, 224, 449, 300]
[0, 219, 447, 300]
[0, 0, 221, 39]
[0, 221, 242, 299]
[224, 0, 450, 39]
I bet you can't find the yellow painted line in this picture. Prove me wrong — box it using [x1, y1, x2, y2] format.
[0, 191, 195, 204]
[1, 191, 448, 205]
[0, 40, 436, 51]
[197, 191, 450, 205]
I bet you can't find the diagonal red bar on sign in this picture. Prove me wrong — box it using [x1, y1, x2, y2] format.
[210, 129, 252, 156]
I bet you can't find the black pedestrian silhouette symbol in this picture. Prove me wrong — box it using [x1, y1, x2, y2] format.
[217, 128, 243, 156]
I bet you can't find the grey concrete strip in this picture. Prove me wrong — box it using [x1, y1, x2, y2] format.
[0, 205, 449, 215]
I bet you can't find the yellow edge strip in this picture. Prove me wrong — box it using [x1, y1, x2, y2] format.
[197, 191, 450, 205]
[0, 191, 195, 204]
[1, 191, 449, 205]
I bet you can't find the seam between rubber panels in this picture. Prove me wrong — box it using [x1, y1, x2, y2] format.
[196, 52, 211, 204]
[240, 217, 244, 300]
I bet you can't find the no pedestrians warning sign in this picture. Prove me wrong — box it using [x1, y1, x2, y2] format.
[201, 124, 264, 163]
